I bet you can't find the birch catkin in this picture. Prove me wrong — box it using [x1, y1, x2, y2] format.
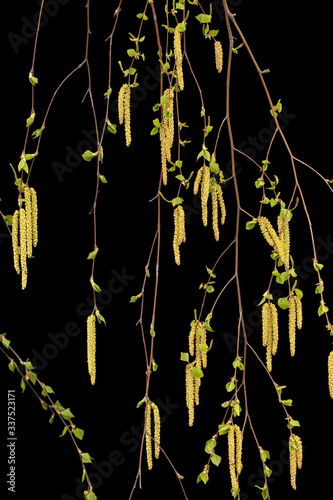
[174, 25, 184, 90]
[30, 187, 38, 248]
[145, 401, 153, 470]
[328, 351, 333, 399]
[185, 364, 195, 427]
[228, 424, 238, 494]
[214, 40, 223, 73]
[87, 314, 96, 385]
[19, 208, 27, 290]
[124, 84, 132, 147]
[151, 402, 161, 459]
[173, 205, 186, 265]
[24, 187, 33, 258]
[12, 210, 20, 275]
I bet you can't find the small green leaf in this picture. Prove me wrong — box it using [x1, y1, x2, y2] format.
[206, 285, 215, 294]
[96, 310, 106, 326]
[8, 360, 17, 373]
[18, 158, 28, 173]
[106, 121, 117, 134]
[21, 378, 26, 393]
[204, 438, 216, 454]
[255, 179, 265, 189]
[59, 426, 68, 437]
[29, 73, 38, 86]
[171, 196, 184, 207]
[99, 174, 108, 184]
[246, 219, 257, 230]
[218, 423, 230, 435]
[233, 402, 242, 417]
[180, 352, 189, 362]
[197, 471, 208, 484]
[278, 296, 289, 310]
[192, 367, 204, 378]
[195, 14, 211, 23]
[85, 491, 97, 500]
[81, 452, 94, 464]
[260, 449, 270, 462]
[318, 302, 329, 317]
[74, 427, 85, 440]
[91, 282, 102, 293]
[82, 150, 97, 162]
[87, 249, 98, 260]
[211, 453, 221, 466]
[26, 112, 36, 128]
[104, 88, 112, 99]
[150, 329, 155, 337]
[226, 379, 235, 393]
[32, 127, 43, 139]
[313, 260, 324, 271]
[281, 399, 293, 406]
[287, 419, 300, 429]
[62, 408, 75, 420]
[127, 48, 137, 58]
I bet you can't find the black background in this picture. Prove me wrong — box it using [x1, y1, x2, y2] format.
[1, 1, 332, 499]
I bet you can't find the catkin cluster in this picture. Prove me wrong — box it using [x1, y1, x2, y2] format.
[288, 293, 303, 357]
[12, 187, 38, 289]
[228, 423, 242, 495]
[289, 434, 303, 490]
[214, 40, 223, 73]
[194, 168, 226, 239]
[173, 205, 186, 265]
[87, 313, 96, 385]
[261, 302, 279, 372]
[145, 401, 161, 470]
[328, 351, 333, 399]
[160, 88, 175, 185]
[185, 321, 208, 426]
[258, 216, 289, 269]
[118, 83, 131, 146]
[173, 25, 184, 90]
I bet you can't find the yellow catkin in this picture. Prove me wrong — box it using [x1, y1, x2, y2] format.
[200, 324, 208, 369]
[277, 211, 290, 268]
[261, 302, 271, 348]
[289, 295, 297, 357]
[201, 166, 210, 227]
[174, 25, 184, 90]
[30, 187, 38, 248]
[211, 185, 219, 241]
[160, 125, 168, 186]
[228, 425, 238, 494]
[295, 296, 303, 330]
[193, 166, 204, 195]
[177, 205, 186, 246]
[194, 356, 201, 406]
[87, 314, 96, 385]
[151, 402, 161, 459]
[216, 183, 226, 225]
[185, 364, 195, 427]
[289, 435, 297, 490]
[19, 208, 27, 290]
[258, 217, 288, 268]
[24, 187, 33, 258]
[162, 87, 174, 160]
[294, 435, 303, 470]
[270, 303, 279, 356]
[145, 402, 153, 470]
[118, 83, 127, 125]
[234, 424, 243, 476]
[12, 210, 20, 275]
[328, 351, 333, 399]
[214, 40, 223, 73]
[188, 320, 198, 357]
[124, 84, 131, 147]
[266, 332, 273, 372]
[203, 464, 210, 482]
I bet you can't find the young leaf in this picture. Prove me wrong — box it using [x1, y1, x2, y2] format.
[180, 352, 189, 362]
[87, 249, 98, 260]
[62, 408, 75, 420]
[80, 452, 94, 464]
[82, 150, 97, 162]
[278, 297, 289, 310]
[59, 426, 68, 437]
[246, 219, 257, 230]
[74, 427, 85, 440]
[211, 453, 222, 466]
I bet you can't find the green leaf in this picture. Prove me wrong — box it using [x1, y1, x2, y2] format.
[18, 158, 28, 173]
[59, 426, 68, 437]
[1, 335, 11, 349]
[206, 285, 215, 294]
[32, 127, 43, 139]
[318, 302, 329, 317]
[127, 48, 136, 57]
[211, 453, 221, 466]
[8, 360, 17, 373]
[26, 113, 36, 128]
[29, 73, 38, 86]
[204, 438, 216, 454]
[226, 379, 235, 392]
[233, 402, 242, 417]
[260, 449, 270, 462]
[104, 88, 112, 99]
[21, 378, 26, 393]
[91, 282, 101, 293]
[85, 492, 97, 500]
[276, 385, 286, 397]
[278, 297, 289, 310]
[313, 260, 324, 271]
[74, 427, 85, 440]
[197, 471, 208, 484]
[150, 329, 155, 337]
[99, 174, 108, 184]
[246, 219, 257, 230]
[281, 399, 293, 406]
[87, 249, 98, 260]
[287, 419, 300, 429]
[62, 408, 75, 420]
[106, 121, 117, 134]
[180, 352, 189, 362]
[195, 14, 211, 23]
[255, 179, 265, 189]
[81, 452, 94, 464]
[177, 22, 186, 32]
[232, 358, 244, 371]
[171, 197, 184, 207]
[96, 311, 106, 326]
[82, 150, 97, 162]
[218, 423, 230, 435]
[192, 367, 204, 378]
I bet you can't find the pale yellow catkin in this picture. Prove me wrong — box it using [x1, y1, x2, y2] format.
[12, 210, 20, 275]
[295, 296, 303, 330]
[145, 401, 153, 470]
[118, 83, 127, 125]
[216, 183, 226, 225]
[211, 185, 219, 241]
[261, 302, 271, 348]
[193, 166, 204, 195]
[270, 302, 279, 356]
[289, 295, 297, 357]
[87, 314, 96, 385]
[258, 216, 288, 268]
[19, 208, 27, 290]
[289, 435, 297, 490]
[228, 424, 239, 494]
[294, 435, 303, 470]
[234, 424, 243, 476]
[24, 187, 33, 258]
[151, 402, 161, 459]
[124, 84, 131, 147]
[185, 364, 195, 427]
[277, 211, 290, 267]
[30, 187, 38, 248]
[174, 25, 184, 90]
[160, 125, 168, 186]
[214, 40, 223, 73]
[201, 166, 210, 227]
[162, 87, 174, 160]
[188, 320, 197, 357]
[328, 351, 333, 399]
